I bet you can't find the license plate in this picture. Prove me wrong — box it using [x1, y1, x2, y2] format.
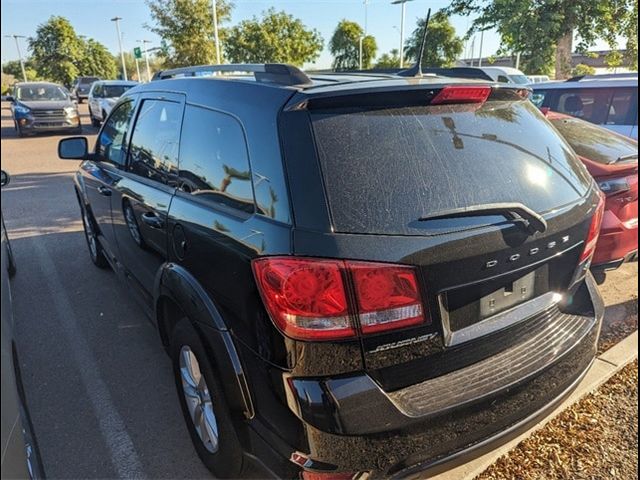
[479, 271, 536, 319]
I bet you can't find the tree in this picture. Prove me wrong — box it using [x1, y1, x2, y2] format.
[329, 20, 377, 71]
[225, 9, 323, 66]
[146, 0, 233, 68]
[79, 39, 118, 80]
[375, 49, 403, 69]
[446, 0, 638, 78]
[572, 64, 596, 76]
[29, 16, 85, 86]
[404, 12, 463, 68]
[2, 59, 39, 81]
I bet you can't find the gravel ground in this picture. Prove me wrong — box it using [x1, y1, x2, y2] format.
[597, 263, 638, 353]
[477, 360, 638, 480]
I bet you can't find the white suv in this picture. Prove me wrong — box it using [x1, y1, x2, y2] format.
[531, 74, 638, 139]
[88, 80, 138, 127]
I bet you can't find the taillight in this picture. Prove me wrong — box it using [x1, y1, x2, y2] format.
[252, 257, 428, 341]
[579, 193, 606, 262]
[430, 85, 491, 105]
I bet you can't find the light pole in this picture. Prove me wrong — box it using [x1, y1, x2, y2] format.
[138, 40, 152, 82]
[358, 36, 364, 70]
[363, 0, 369, 37]
[5, 35, 27, 82]
[111, 17, 127, 81]
[391, 0, 414, 68]
[212, 0, 221, 64]
[477, 30, 484, 67]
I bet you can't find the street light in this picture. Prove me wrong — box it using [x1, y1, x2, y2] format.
[212, 0, 221, 64]
[391, 0, 414, 68]
[363, 0, 369, 37]
[359, 36, 364, 70]
[111, 17, 127, 81]
[137, 40, 152, 82]
[4, 35, 27, 82]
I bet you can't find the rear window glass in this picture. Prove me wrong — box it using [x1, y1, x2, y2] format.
[311, 100, 592, 235]
[550, 116, 638, 165]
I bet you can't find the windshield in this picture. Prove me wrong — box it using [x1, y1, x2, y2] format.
[16, 85, 69, 101]
[311, 100, 592, 235]
[550, 116, 638, 165]
[510, 74, 531, 85]
[102, 85, 133, 98]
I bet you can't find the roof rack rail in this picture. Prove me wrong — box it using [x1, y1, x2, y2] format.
[151, 63, 313, 86]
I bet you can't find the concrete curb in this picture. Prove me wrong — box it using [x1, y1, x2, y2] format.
[430, 330, 639, 480]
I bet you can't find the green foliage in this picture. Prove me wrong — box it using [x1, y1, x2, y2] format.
[146, 0, 233, 67]
[80, 39, 118, 80]
[28, 16, 117, 85]
[404, 12, 463, 68]
[375, 49, 403, 69]
[572, 63, 596, 76]
[2, 59, 39, 81]
[225, 9, 323, 66]
[446, 0, 638, 75]
[329, 20, 377, 71]
[29, 16, 84, 86]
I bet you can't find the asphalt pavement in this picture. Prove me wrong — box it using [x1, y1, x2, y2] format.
[1, 101, 637, 480]
[1, 102, 212, 478]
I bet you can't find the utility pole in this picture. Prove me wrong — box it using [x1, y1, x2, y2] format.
[515, 52, 521, 70]
[477, 30, 484, 67]
[469, 36, 476, 67]
[134, 56, 141, 81]
[391, 0, 414, 68]
[212, 0, 221, 64]
[138, 40, 152, 82]
[5, 35, 27, 82]
[359, 36, 364, 70]
[111, 17, 127, 81]
[363, 0, 369, 37]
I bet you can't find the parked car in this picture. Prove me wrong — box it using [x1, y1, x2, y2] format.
[527, 74, 551, 84]
[58, 63, 605, 479]
[1, 170, 45, 479]
[8, 82, 81, 137]
[532, 75, 638, 139]
[88, 80, 138, 127]
[478, 66, 530, 85]
[544, 111, 638, 279]
[70, 76, 100, 103]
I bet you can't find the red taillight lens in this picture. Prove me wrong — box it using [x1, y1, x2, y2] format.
[579, 193, 606, 262]
[430, 86, 492, 105]
[252, 258, 353, 341]
[252, 257, 428, 341]
[351, 263, 424, 334]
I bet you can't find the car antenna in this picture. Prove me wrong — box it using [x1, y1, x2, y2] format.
[398, 8, 431, 77]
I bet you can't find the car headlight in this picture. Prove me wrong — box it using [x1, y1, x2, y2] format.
[64, 106, 79, 116]
[14, 105, 31, 115]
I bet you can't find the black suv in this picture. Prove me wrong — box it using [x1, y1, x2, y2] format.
[58, 64, 605, 479]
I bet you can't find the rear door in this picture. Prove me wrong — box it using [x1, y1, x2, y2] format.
[111, 92, 184, 304]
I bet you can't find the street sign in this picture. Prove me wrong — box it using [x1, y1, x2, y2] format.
[133, 47, 142, 59]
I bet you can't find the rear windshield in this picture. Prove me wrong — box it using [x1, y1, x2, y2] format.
[79, 77, 99, 85]
[311, 99, 592, 235]
[550, 116, 638, 165]
[102, 85, 133, 98]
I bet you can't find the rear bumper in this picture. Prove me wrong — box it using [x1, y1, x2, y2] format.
[592, 249, 638, 271]
[592, 207, 638, 268]
[285, 274, 604, 475]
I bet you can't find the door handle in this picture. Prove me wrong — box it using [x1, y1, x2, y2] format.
[140, 212, 164, 229]
[98, 186, 112, 196]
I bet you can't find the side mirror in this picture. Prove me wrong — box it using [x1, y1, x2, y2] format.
[6, 95, 15, 103]
[58, 137, 89, 160]
[0, 170, 10, 187]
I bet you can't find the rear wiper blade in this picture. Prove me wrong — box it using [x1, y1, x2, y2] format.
[611, 153, 638, 164]
[417, 202, 547, 235]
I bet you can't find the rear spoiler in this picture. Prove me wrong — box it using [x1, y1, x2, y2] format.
[346, 67, 494, 82]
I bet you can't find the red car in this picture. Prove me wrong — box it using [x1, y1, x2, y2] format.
[545, 111, 638, 278]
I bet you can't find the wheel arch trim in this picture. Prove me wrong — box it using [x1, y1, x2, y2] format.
[154, 262, 255, 419]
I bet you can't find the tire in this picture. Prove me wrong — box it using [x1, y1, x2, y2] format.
[170, 319, 245, 478]
[80, 204, 109, 268]
[15, 123, 26, 138]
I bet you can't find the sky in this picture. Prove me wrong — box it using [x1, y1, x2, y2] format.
[0, 0, 613, 70]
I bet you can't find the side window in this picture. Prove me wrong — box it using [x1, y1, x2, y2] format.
[128, 99, 182, 186]
[497, 75, 509, 83]
[178, 105, 255, 214]
[606, 88, 635, 125]
[95, 100, 136, 166]
[92, 84, 102, 97]
[557, 88, 612, 124]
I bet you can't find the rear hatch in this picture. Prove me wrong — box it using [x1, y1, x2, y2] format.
[288, 83, 599, 390]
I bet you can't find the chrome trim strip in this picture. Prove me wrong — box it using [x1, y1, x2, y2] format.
[439, 291, 563, 346]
